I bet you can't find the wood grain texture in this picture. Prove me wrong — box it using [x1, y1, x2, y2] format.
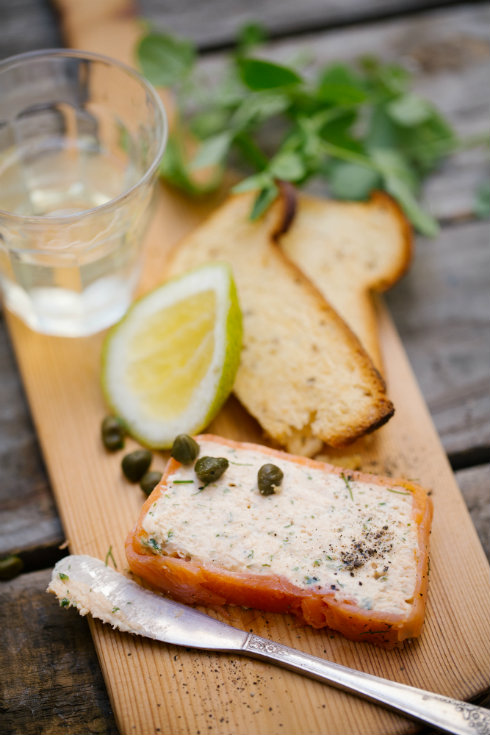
[0, 312, 63, 561]
[7, 266, 490, 735]
[0, 568, 118, 735]
[0, 0, 69, 566]
[457, 463, 490, 557]
[2, 2, 490, 734]
[136, 0, 468, 49]
[6, 153, 490, 735]
[194, 2, 490, 458]
[58, 0, 490, 224]
[0, 0, 62, 60]
[386, 218, 490, 460]
[3, 1, 489, 563]
[1, 460, 488, 735]
[190, 2, 490, 223]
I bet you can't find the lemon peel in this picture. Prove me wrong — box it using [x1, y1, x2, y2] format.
[101, 262, 242, 448]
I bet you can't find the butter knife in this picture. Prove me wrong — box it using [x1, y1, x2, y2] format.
[48, 555, 489, 735]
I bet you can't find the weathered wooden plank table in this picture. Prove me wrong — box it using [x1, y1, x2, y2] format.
[1, 1, 489, 733]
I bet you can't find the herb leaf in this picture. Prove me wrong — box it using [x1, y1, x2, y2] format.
[191, 131, 234, 170]
[269, 151, 306, 182]
[232, 171, 274, 194]
[387, 93, 433, 127]
[328, 162, 381, 200]
[236, 22, 268, 56]
[316, 64, 367, 105]
[160, 135, 223, 196]
[137, 32, 195, 87]
[135, 24, 484, 235]
[372, 149, 439, 236]
[250, 182, 280, 220]
[238, 58, 302, 90]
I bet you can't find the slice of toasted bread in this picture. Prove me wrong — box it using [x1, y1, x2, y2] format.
[126, 434, 433, 648]
[165, 191, 394, 453]
[279, 192, 412, 372]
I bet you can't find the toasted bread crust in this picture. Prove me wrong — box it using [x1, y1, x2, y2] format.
[279, 190, 413, 372]
[126, 434, 433, 648]
[164, 191, 394, 452]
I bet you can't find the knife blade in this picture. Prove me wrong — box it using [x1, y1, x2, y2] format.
[48, 553, 247, 652]
[48, 555, 489, 735]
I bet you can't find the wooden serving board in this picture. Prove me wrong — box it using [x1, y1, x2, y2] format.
[7, 2, 490, 733]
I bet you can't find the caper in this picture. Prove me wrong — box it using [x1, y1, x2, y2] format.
[171, 434, 200, 464]
[258, 463, 284, 496]
[194, 456, 229, 485]
[0, 554, 24, 581]
[140, 470, 163, 496]
[122, 449, 152, 482]
[101, 415, 125, 451]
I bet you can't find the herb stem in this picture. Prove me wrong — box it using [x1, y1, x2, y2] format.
[340, 472, 354, 501]
[234, 131, 270, 170]
[320, 141, 378, 170]
[385, 487, 411, 496]
[136, 27, 478, 236]
[104, 545, 117, 569]
[399, 132, 490, 158]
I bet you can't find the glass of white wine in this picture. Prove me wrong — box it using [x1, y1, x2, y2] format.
[0, 49, 167, 337]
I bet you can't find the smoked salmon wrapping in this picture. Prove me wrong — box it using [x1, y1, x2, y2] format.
[126, 435, 433, 648]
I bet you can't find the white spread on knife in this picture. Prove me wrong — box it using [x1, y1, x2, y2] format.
[142, 440, 419, 615]
[47, 558, 148, 635]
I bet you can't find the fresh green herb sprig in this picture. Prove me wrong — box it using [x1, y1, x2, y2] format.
[136, 23, 485, 236]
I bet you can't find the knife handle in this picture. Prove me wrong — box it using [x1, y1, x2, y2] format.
[242, 633, 489, 735]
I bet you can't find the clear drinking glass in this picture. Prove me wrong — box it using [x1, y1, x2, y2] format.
[0, 49, 167, 337]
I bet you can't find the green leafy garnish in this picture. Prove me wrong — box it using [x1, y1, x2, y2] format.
[238, 57, 302, 90]
[136, 22, 487, 235]
[137, 32, 195, 87]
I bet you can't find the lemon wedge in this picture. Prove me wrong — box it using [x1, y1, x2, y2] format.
[101, 263, 242, 448]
